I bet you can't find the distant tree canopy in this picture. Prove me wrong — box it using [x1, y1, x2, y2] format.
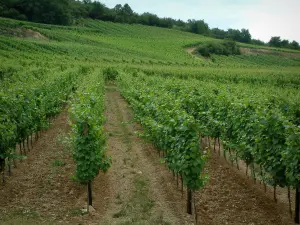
[186, 19, 210, 36]
[210, 28, 251, 43]
[268, 36, 299, 50]
[0, 0, 299, 50]
[0, 0, 73, 25]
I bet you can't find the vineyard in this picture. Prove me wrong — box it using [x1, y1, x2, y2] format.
[0, 17, 300, 224]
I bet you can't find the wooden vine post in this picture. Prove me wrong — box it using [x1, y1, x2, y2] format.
[187, 189, 192, 214]
[295, 186, 300, 224]
[87, 181, 93, 211]
[0, 158, 5, 183]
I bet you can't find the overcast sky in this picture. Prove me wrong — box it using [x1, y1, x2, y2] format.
[100, 0, 300, 42]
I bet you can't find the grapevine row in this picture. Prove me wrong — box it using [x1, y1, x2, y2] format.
[126, 70, 300, 222]
[0, 66, 86, 182]
[70, 69, 111, 208]
[117, 71, 207, 214]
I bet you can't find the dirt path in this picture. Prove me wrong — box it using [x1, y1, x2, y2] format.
[185, 47, 198, 57]
[97, 85, 194, 225]
[186, 46, 300, 59]
[240, 47, 300, 58]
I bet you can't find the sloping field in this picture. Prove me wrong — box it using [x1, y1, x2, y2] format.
[1, 17, 300, 225]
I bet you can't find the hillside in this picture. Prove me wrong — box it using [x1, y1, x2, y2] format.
[1, 17, 300, 66]
[1, 17, 300, 225]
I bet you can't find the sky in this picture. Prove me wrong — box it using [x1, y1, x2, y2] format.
[100, 0, 300, 43]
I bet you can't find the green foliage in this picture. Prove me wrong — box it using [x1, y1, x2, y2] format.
[134, 71, 300, 189]
[70, 70, 111, 183]
[117, 71, 208, 191]
[186, 19, 210, 35]
[196, 40, 241, 57]
[269, 36, 282, 48]
[210, 28, 252, 43]
[0, 0, 73, 25]
[0, 66, 82, 164]
[103, 67, 119, 81]
[268, 37, 299, 50]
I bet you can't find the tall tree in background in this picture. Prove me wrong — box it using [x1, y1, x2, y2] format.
[187, 19, 210, 35]
[240, 29, 251, 43]
[290, 41, 300, 50]
[269, 36, 282, 47]
[281, 39, 289, 48]
[87, 1, 107, 20]
[0, 0, 27, 20]
[113, 3, 135, 23]
[210, 28, 227, 39]
[138, 12, 160, 26]
[1, 0, 72, 25]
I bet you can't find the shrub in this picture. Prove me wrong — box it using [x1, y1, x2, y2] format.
[196, 40, 241, 57]
[103, 67, 119, 81]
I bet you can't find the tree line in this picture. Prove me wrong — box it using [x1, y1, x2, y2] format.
[0, 0, 299, 50]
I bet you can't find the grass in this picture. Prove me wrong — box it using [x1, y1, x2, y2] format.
[68, 208, 87, 216]
[112, 177, 155, 222]
[51, 159, 66, 167]
[0, 209, 45, 225]
[107, 86, 134, 153]
[56, 132, 73, 154]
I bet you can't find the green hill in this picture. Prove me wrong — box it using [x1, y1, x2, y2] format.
[1, 17, 300, 67]
[1, 17, 300, 86]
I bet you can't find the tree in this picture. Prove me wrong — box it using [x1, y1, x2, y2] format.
[281, 39, 290, 48]
[42, 0, 72, 25]
[226, 29, 241, 42]
[71, 0, 88, 18]
[113, 4, 122, 13]
[240, 29, 251, 43]
[211, 28, 227, 39]
[88, 1, 107, 20]
[269, 36, 282, 47]
[138, 12, 159, 26]
[159, 17, 173, 28]
[290, 40, 300, 50]
[187, 19, 210, 35]
[122, 3, 133, 16]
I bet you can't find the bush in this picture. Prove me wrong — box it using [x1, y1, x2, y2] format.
[196, 40, 241, 57]
[103, 67, 119, 81]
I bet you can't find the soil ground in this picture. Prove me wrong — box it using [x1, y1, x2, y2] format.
[240, 47, 300, 58]
[186, 46, 300, 58]
[0, 27, 48, 40]
[0, 85, 297, 225]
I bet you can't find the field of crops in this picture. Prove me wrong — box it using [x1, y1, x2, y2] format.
[0, 17, 300, 224]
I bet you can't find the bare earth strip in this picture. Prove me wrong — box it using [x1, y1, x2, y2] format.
[185, 46, 300, 58]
